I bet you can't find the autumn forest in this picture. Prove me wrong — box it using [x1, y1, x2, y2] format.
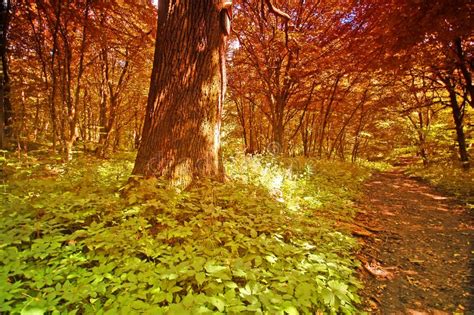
[0, 0, 473, 314]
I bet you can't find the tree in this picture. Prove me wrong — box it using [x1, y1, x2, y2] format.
[0, 0, 11, 149]
[91, 2, 155, 157]
[353, 0, 473, 168]
[10, 0, 155, 156]
[228, 0, 358, 155]
[132, 0, 290, 184]
[132, 0, 228, 185]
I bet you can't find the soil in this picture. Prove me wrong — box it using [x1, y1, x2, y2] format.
[356, 169, 473, 314]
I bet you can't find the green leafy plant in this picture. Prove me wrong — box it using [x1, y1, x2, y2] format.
[1, 152, 370, 314]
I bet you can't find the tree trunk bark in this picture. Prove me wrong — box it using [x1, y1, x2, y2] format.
[318, 75, 341, 158]
[454, 37, 473, 109]
[415, 111, 429, 166]
[133, 0, 227, 185]
[440, 72, 470, 169]
[0, 0, 11, 149]
[271, 117, 285, 154]
[449, 92, 470, 169]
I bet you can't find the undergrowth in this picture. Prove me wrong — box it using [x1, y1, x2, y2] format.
[0, 151, 371, 314]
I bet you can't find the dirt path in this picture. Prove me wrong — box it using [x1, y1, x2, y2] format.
[356, 169, 473, 314]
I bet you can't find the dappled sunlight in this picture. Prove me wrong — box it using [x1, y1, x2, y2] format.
[381, 209, 397, 216]
[419, 192, 449, 201]
[401, 182, 418, 189]
[225, 155, 370, 214]
[358, 171, 473, 313]
[366, 180, 383, 186]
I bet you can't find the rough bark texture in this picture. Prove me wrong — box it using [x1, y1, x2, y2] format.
[133, 0, 227, 185]
[0, 0, 11, 149]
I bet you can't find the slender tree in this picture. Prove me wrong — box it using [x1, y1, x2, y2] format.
[0, 0, 11, 149]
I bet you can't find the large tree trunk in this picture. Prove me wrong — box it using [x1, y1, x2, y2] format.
[133, 0, 227, 185]
[0, 0, 11, 149]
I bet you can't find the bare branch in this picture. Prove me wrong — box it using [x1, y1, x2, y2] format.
[264, 0, 290, 21]
[263, 0, 290, 47]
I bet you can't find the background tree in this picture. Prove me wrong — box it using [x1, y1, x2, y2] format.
[228, 0, 369, 156]
[3, 0, 472, 171]
[351, 0, 473, 168]
[0, 0, 11, 149]
[9, 0, 155, 158]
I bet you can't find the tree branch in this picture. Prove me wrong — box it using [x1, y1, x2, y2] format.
[263, 0, 290, 47]
[264, 0, 290, 21]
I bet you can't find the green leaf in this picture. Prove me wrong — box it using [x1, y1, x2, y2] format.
[250, 229, 258, 238]
[205, 264, 227, 274]
[284, 305, 299, 315]
[232, 269, 247, 278]
[21, 308, 45, 315]
[328, 280, 348, 298]
[321, 288, 335, 306]
[265, 254, 277, 264]
[295, 283, 312, 298]
[166, 304, 189, 314]
[195, 272, 206, 285]
[209, 296, 226, 312]
[224, 281, 238, 289]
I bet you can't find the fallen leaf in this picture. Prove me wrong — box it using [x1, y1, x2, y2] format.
[368, 298, 379, 310]
[364, 261, 396, 280]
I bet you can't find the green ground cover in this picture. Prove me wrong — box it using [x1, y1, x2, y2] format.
[0, 151, 372, 314]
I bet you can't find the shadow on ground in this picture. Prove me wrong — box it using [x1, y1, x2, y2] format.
[356, 169, 473, 314]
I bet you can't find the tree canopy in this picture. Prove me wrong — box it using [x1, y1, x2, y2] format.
[0, 0, 473, 313]
[1, 0, 471, 170]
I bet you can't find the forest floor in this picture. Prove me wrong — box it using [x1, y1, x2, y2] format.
[356, 168, 473, 314]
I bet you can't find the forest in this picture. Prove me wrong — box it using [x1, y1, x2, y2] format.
[0, 0, 472, 314]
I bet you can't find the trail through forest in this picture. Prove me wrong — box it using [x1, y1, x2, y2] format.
[356, 169, 473, 314]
